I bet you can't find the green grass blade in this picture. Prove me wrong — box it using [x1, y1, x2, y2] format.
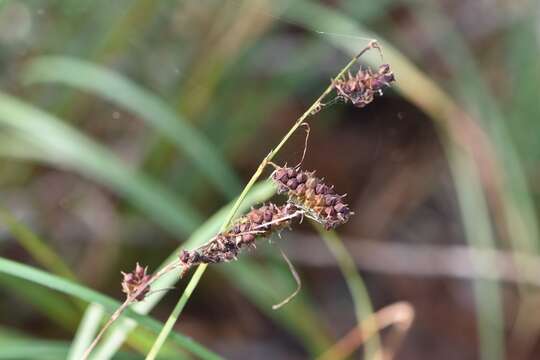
[0, 256, 221, 360]
[68, 303, 105, 360]
[0, 274, 80, 330]
[23, 56, 241, 198]
[144, 264, 207, 360]
[282, 2, 507, 358]
[0, 206, 76, 280]
[315, 226, 380, 358]
[447, 145, 504, 360]
[93, 181, 276, 359]
[0, 92, 201, 236]
[0, 336, 139, 360]
[0, 339, 70, 360]
[98, 183, 332, 356]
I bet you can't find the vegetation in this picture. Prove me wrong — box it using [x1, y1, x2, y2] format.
[0, 1, 538, 359]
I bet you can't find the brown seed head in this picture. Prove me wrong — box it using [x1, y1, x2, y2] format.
[271, 166, 353, 229]
[121, 263, 151, 301]
[334, 63, 395, 108]
[178, 203, 300, 268]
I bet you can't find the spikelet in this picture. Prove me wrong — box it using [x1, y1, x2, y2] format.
[271, 166, 353, 230]
[333, 63, 395, 108]
[121, 263, 151, 301]
[179, 203, 300, 267]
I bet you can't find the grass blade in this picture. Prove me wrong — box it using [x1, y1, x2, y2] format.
[0, 256, 221, 360]
[0, 339, 70, 360]
[315, 226, 381, 359]
[0, 92, 201, 236]
[144, 264, 206, 360]
[68, 303, 105, 360]
[23, 56, 241, 198]
[93, 181, 276, 359]
[282, 2, 507, 358]
[0, 274, 80, 330]
[0, 205, 76, 280]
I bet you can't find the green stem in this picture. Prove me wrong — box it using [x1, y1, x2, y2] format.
[145, 265, 208, 360]
[145, 43, 376, 359]
[316, 226, 381, 359]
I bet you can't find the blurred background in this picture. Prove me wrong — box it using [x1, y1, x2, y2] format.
[0, 0, 539, 359]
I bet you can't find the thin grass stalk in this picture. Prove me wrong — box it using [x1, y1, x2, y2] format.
[315, 225, 382, 359]
[145, 265, 207, 360]
[91, 182, 276, 359]
[81, 261, 180, 360]
[144, 42, 379, 359]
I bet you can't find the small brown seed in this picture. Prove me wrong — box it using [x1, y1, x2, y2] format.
[306, 177, 318, 189]
[296, 173, 307, 183]
[287, 168, 296, 178]
[263, 210, 273, 222]
[325, 195, 337, 206]
[249, 211, 263, 224]
[274, 168, 288, 182]
[305, 189, 315, 200]
[242, 234, 255, 243]
[315, 195, 325, 206]
[287, 178, 298, 189]
[315, 183, 327, 195]
[324, 206, 336, 217]
[334, 203, 348, 214]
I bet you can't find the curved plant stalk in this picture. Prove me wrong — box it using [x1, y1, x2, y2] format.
[143, 42, 381, 359]
[315, 226, 382, 359]
[317, 302, 415, 360]
[81, 261, 181, 360]
[281, 2, 513, 359]
[91, 182, 277, 359]
[0, 256, 221, 360]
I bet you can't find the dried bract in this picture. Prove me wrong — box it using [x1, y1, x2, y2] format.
[179, 203, 300, 268]
[121, 263, 151, 301]
[334, 63, 395, 108]
[271, 166, 353, 229]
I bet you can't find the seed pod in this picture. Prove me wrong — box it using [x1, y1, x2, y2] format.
[179, 203, 300, 268]
[333, 64, 395, 108]
[271, 166, 353, 229]
[121, 263, 151, 301]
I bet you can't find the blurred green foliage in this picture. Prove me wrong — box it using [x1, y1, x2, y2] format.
[0, 0, 539, 359]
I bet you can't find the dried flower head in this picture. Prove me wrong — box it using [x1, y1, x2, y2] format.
[121, 263, 151, 301]
[333, 63, 395, 108]
[271, 166, 353, 229]
[179, 203, 301, 268]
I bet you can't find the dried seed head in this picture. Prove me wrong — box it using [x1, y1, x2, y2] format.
[121, 263, 151, 301]
[179, 203, 300, 268]
[271, 166, 353, 229]
[333, 63, 395, 108]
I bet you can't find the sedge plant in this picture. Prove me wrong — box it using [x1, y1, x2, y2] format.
[83, 40, 396, 360]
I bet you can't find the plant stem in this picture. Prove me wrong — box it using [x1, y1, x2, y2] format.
[145, 264, 207, 360]
[145, 42, 378, 359]
[81, 261, 179, 360]
[316, 226, 381, 359]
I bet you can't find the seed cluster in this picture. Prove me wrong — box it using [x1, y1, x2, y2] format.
[333, 63, 395, 108]
[271, 166, 352, 230]
[121, 263, 151, 301]
[179, 203, 300, 268]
